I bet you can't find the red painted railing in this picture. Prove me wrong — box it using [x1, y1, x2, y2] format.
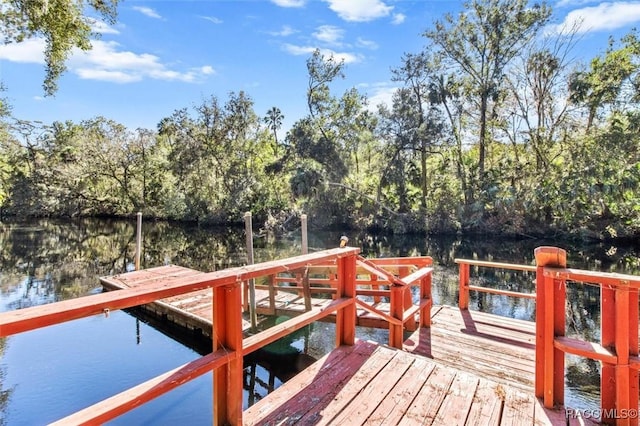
[455, 258, 536, 309]
[0, 247, 433, 425]
[535, 246, 639, 426]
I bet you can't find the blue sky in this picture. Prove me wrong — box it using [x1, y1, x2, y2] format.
[1, 0, 640, 133]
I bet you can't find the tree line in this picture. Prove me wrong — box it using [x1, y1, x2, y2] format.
[1, 0, 640, 240]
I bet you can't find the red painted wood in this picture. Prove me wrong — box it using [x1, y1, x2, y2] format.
[553, 277, 565, 405]
[297, 346, 397, 425]
[500, 388, 535, 426]
[364, 358, 435, 425]
[0, 248, 361, 337]
[432, 371, 479, 424]
[601, 285, 616, 416]
[543, 275, 555, 408]
[336, 253, 356, 347]
[398, 364, 456, 425]
[389, 285, 404, 349]
[460, 263, 470, 309]
[50, 350, 233, 425]
[464, 380, 502, 425]
[330, 352, 413, 424]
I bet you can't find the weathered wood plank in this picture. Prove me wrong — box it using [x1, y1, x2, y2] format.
[533, 399, 572, 425]
[464, 380, 504, 425]
[296, 346, 397, 425]
[329, 350, 414, 424]
[432, 371, 479, 425]
[364, 357, 436, 425]
[500, 388, 535, 426]
[398, 364, 457, 426]
[243, 342, 376, 425]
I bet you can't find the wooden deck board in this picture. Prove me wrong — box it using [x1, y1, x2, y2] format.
[363, 357, 436, 425]
[245, 340, 569, 426]
[404, 307, 537, 391]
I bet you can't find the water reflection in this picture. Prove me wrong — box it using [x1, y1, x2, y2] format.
[0, 217, 638, 422]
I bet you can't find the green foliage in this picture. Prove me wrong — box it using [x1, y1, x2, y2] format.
[2, 4, 640, 240]
[0, 0, 119, 95]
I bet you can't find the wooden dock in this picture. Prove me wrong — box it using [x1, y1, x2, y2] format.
[100, 265, 583, 425]
[100, 262, 429, 336]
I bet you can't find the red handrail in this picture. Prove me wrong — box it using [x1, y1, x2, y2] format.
[0, 248, 361, 426]
[454, 258, 536, 309]
[535, 246, 640, 426]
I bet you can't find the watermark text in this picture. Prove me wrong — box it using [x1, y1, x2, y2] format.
[566, 408, 639, 420]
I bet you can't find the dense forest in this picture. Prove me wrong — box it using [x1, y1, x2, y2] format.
[1, 0, 639, 240]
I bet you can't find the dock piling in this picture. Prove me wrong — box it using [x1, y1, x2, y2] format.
[244, 212, 257, 330]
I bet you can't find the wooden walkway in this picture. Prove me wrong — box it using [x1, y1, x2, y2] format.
[243, 339, 568, 425]
[100, 264, 418, 335]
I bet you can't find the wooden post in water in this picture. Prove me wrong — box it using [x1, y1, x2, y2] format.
[301, 214, 308, 254]
[135, 212, 142, 271]
[244, 212, 257, 330]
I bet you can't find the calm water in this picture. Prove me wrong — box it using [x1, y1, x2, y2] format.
[0, 217, 638, 424]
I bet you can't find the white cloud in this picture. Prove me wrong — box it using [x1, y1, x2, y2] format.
[392, 13, 406, 25]
[281, 43, 361, 64]
[549, 2, 640, 34]
[133, 6, 162, 19]
[556, 0, 597, 7]
[200, 65, 216, 75]
[0, 38, 45, 64]
[362, 82, 397, 111]
[68, 40, 214, 83]
[271, 0, 306, 7]
[268, 25, 297, 36]
[313, 25, 345, 45]
[323, 0, 393, 22]
[356, 37, 378, 50]
[202, 16, 223, 24]
[75, 68, 142, 83]
[90, 19, 121, 35]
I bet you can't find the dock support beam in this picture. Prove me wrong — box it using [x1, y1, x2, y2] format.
[244, 212, 257, 330]
[135, 212, 142, 271]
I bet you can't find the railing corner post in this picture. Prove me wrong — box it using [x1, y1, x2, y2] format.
[336, 251, 357, 347]
[534, 246, 567, 408]
[390, 284, 404, 349]
[212, 282, 243, 426]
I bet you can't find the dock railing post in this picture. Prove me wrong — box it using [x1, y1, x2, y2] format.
[602, 280, 616, 419]
[135, 212, 142, 271]
[244, 212, 257, 330]
[420, 272, 432, 327]
[534, 246, 566, 408]
[212, 282, 243, 426]
[335, 252, 356, 347]
[459, 263, 469, 309]
[389, 285, 405, 349]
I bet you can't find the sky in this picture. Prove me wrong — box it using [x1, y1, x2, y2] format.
[1, 0, 640, 134]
